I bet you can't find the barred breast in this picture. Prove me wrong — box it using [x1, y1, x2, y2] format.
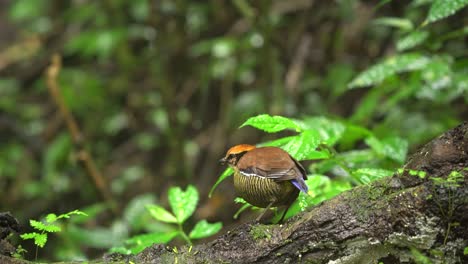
[233, 171, 299, 208]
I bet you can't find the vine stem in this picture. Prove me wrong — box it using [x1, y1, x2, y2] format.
[178, 223, 192, 245]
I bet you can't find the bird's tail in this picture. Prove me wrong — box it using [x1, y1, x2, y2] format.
[291, 178, 308, 193]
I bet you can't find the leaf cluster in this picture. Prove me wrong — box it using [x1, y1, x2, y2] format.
[111, 185, 222, 254]
[212, 114, 408, 221]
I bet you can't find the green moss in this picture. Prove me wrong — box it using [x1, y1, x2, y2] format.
[250, 224, 273, 241]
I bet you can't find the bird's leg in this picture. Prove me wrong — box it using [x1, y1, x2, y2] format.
[278, 201, 293, 223]
[256, 201, 275, 222]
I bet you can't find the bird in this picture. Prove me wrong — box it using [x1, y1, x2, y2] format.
[220, 144, 308, 222]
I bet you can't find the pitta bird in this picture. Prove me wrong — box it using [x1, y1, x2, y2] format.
[220, 144, 308, 222]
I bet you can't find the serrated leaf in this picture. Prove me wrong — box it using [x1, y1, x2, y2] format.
[34, 233, 48, 248]
[300, 117, 346, 146]
[349, 53, 431, 88]
[29, 220, 61, 233]
[168, 185, 199, 223]
[20, 232, 38, 240]
[146, 204, 178, 223]
[397, 31, 429, 51]
[124, 194, 156, 230]
[21, 232, 48, 248]
[352, 168, 394, 184]
[425, 0, 468, 24]
[365, 136, 408, 163]
[209, 168, 233, 198]
[263, 130, 321, 161]
[373, 17, 414, 31]
[240, 114, 302, 133]
[189, 220, 222, 239]
[29, 220, 45, 230]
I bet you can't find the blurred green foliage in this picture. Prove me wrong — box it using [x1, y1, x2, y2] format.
[0, 0, 466, 261]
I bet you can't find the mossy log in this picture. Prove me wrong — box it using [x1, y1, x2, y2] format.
[132, 122, 468, 264]
[1, 122, 467, 264]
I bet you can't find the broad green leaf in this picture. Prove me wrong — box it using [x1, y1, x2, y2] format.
[417, 56, 453, 102]
[168, 185, 199, 223]
[240, 114, 302, 133]
[365, 136, 408, 163]
[352, 168, 394, 184]
[301, 117, 346, 146]
[67, 221, 128, 248]
[349, 53, 431, 88]
[125, 231, 179, 254]
[189, 220, 222, 239]
[373, 17, 414, 31]
[278, 175, 351, 221]
[124, 194, 156, 230]
[340, 123, 373, 149]
[264, 130, 322, 161]
[397, 31, 429, 51]
[425, 0, 468, 24]
[209, 168, 233, 198]
[146, 204, 177, 223]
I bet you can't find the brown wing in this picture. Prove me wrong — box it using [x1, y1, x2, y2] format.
[237, 147, 306, 182]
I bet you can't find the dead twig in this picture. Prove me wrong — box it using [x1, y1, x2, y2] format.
[45, 54, 117, 214]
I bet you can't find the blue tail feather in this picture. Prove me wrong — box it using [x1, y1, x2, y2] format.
[291, 178, 308, 193]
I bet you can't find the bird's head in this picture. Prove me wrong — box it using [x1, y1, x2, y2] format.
[219, 144, 256, 166]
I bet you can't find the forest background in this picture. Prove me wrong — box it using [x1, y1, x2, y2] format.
[0, 0, 466, 261]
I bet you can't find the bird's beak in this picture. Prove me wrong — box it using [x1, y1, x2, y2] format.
[219, 157, 227, 165]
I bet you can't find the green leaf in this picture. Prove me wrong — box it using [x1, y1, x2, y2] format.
[263, 130, 323, 161]
[352, 168, 394, 184]
[57, 209, 88, 220]
[233, 203, 252, 219]
[425, 0, 468, 24]
[301, 117, 346, 146]
[189, 220, 222, 239]
[125, 231, 179, 254]
[209, 168, 233, 198]
[396, 31, 429, 51]
[168, 185, 199, 223]
[146, 204, 178, 223]
[365, 136, 408, 163]
[34, 233, 48, 248]
[124, 194, 156, 230]
[240, 114, 302, 133]
[21, 232, 48, 248]
[30, 220, 61, 233]
[20, 232, 38, 240]
[373, 17, 414, 31]
[349, 53, 431, 88]
[46, 213, 57, 223]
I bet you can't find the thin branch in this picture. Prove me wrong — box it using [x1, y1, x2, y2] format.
[45, 54, 117, 214]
